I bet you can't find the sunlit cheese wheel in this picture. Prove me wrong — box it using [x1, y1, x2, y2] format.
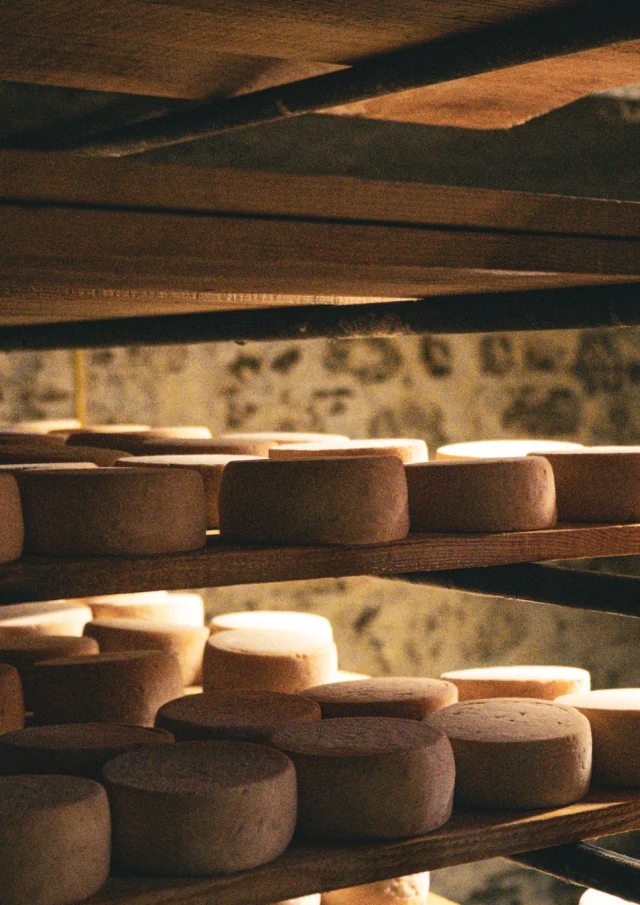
[139, 436, 277, 456]
[31, 651, 184, 727]
[203, 629, 338, 694]
[270, 439, 428, 465]
[0, 601, 92, 638]
[86, 590, 204, 626]
[116, 454, 260, 528]
[0, 445, 131, 465]
[0, 473, 23, 563]
[555, 689, 640, 787]
[0, 774, 110, 905]
[580, 889, 635, 905]
[68, 426, 211, 453]
[102, 740, 297, 875]
[426, 698, 592, 808]
[219, 457, 409, 545]
[336, 670, 371, 681]
[209, 610, 333, 641]
[222, 431, 350, 446]
[322, 872, 430, 905]
[436, 439, 583, 460]
[270, 717, 454, 840]
[406, 457, 556, 533]
[303, 677, 458, 720]
[155, 689, 321, 742]
[0, 664, 25, 734]
[17, 467, 206, 556]
[85, 618, 209, 685]
[0, 723, 173, 778]
[0, 635, 99, 710]
[14, 419, 82, 434]
[441, 666, 591, 702]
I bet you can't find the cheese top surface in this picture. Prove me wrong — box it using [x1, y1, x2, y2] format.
[209, 628, 335, 657]
[428, 698, 590, 743]
[556, 689, 640, 710]
[210, 611, 333, 640]
[443, 666, 589, 681]
[0, 723, 173, 750]
[0, 774, 103, 814]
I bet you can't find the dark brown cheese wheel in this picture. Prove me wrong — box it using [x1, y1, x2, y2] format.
[0, 600, 92, 637]
[155, 690, 321, 742]
[86, 590, 204, 626]
[406, 456, 557, 533]
[139, 436, 277, 456]
[102, 740, 297, 875]
[0, 774, 110, 905]
[426, 698, 592, 809]
[441, 665, 591, 702]
[0, 723, 174, 779]
[303, 677, 458, 720]
[0, 664, 25, 734]
[0, 635, 99, 710]
[31, 651, 184, 727]
[219, 456, 409, 545]
[270, 717, 455, 840]
[0, 444, 131, 465]
[17, 467, 207, 556]
[0, 473, 23, 563]
[67, 426, 211, 453]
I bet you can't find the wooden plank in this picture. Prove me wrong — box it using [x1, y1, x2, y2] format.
[82, 790, 640, 905]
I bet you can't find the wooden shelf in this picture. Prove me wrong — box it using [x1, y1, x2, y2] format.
[83, 790, 640, 905]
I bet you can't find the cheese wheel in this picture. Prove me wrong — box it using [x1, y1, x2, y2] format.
[102, 740, 297, 875]
[336, 670, 371, 681]
[31, 651, 184, 727]
[219, 457, 409, 545]
[85, 618, 209, 685]
[0, 635, 99, 710]
[0, 601, 92, 638]
[203, 629, 338, 694]
[209, 610, 333, 641]
[555, 689, 640, 787]
[436, 440, 583, 460]
[270, 717, 454, 840]
[0, 473, 23, 563]
[0, 462, 97, 471]
[426, 698, 592, 808]
[13, 420, 82, 434]
[0, 444, 131, 465]
[18, 467, 207, 556]
[155, 690, 321, 742]
[322, 873, 430, 905]
[67, 426, 211, 453]
[0, 723, 174, 778]
[55, 424, 149, 436]
[139, 437, 277, 456]
[580, 889, 635, 905]
[441, 666, 591, 702]
[277, 897, 321, 905]
[0, 432, 65, 445]
[406, 457, 557, 533]
[222, 432, 350, 445]
[0, 664, 25, 734]
[86, 591, 205, 626]
[270, 439, 428, 465]
[303, 677, 458, 720]
[0, 774, 110, 905]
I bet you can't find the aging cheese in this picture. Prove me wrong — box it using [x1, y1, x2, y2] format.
[406, 457, 556, 533]
[203, 628, 338, 694]
[0, 432, 65, 445]
[85, 618, 209, 685]
[31, 650, 184, 727]
[221, 431, 349, 445]
[0, 600, 92, 637]
[18, 467, 207, 556]
[209, 610, 333, 641]
[270, 717, 454, 840]
[102, 740, 297, 875]
[441, 665, 591, 702]
[0, 774, 110, 905]
[555, 689, 640, 787]
[219, 457, 409, 545]
[86, 590, 205, 626]
[303, 677, 458, 719]
[67, 426, 211, 453]
[426, 698, 592, 808]
[139, 436, 277, 456]
[270, 439, 428, 464]
[322, 873, 430, 905]
[0, 473, 23, 563]
[0, 635, 99, 710]
[155, 689, 321, 742]
[0, 444, 131, 465]
[12, 419, 82, 434]
[436, 440, 583, 460]
[0, 664, 25, 734]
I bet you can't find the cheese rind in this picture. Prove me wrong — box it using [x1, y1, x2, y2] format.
[209, 610, 333, 641]
[139, 437, 277, 456]
[0, 600, 92, 638]
[303, 677, 458, 719]
[441, 665, 591, 702]
[270, 439, 428, 464]
[0, 473, 23, 563]
[322, 873, 430, 905]
[67, 426, 211, 453]
[0, 444, 131, 465]
[221, 432, 349, 445]
[0, 664, 25, 734]
[86, 591, 205, 626]
[0, 635, 99, 710]
[436, 440, 582, 460]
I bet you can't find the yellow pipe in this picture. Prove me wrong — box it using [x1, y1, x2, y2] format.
[73, 349, 88, 426]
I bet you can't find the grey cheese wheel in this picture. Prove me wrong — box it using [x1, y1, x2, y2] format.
[322, 873, 430, 905]
[303, 677, 458, 719]
[102, 740, 297, 875]
[0, 473, 23, 563]
[441, 665, 591, 702]
[0, 664, 25, 734]
[0, 635, 99, 710]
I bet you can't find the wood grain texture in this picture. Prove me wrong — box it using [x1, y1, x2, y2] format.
[82, 790, 640, 905]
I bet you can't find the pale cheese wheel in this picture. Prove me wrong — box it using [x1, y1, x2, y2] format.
[441, 665, 591, 702]
[0, 635, 99, 710]
[406, 456, 557, 533]
[0, 473, 23, 563]
[0, 600, 92, 638]
[86, 591, 205, 626]
[436, 440, 583, 460]
[426, 698, 592, 808]
[580, 889, 635, 905]
[14, 420, 82, 434]
[336, 670, 371, 681]
[203, 628, 338, 694]
[85, 618, 209, 685]
[219, 456, 409, 545]
[270, 717, 455, 840]
[17, 467, 207, 556]
[322, 873, 430, 905]
[31, 650, 184, 727]
[209, 610, 333, 641]
[102, 740, 297, 875]
[303, 677, 458, 720]
[0, 723, 174, 778]
[67, 426, 212, 453]
[0, 774, 111, 905]
[0, 664, 25, 734]
[139, 436, 278, 456]
[555, 689, 640, 787]
[221, 431, 350, 445]
[270, 439, 428, 464]
[0, 444, 131, 465]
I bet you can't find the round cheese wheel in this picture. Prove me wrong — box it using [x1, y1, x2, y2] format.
[209, 610, 333, 641]
[67, 426, 212, 453]
[221, 432, 350, 445]
[86, 591, 204, 626]
[0, 432, 65, 446]
[303, 677, 458, 720]
[336, 670, 371, 681]
[426, 698, 592, 808]
[155, 690, 321, 742]
[0, 463, 97, 471]
[31, 651, 184, 727]
[139, 437, 277, 456]
[441, 666, 591, 702]
[0, 723, 174, 778]
[555, 689, 640, 787]
[219, 457, 409, 545]
[85, 618, 209, 685]
[203, 628, 338, 694]
[580, 889, 635, 905]
[276, 897, 320, 905]
[270, 439, 428, 465]
[102, 740, 297, 875]
[0, 635, 99, 710]
[0, 601, 92, 638]
[0, 445, 131, 465]
[13, 420, 82, 434]
[0, 774, 110, 905]
[406, 457, 557, 533]
[436, 440, 583, 460]
[17, 467, 207, 556]
[323, 873, 430, 905]
[0, 664, 25, 734]
[270, 717, 454, 840]
[0, 473, 23, 563]
[55, 424, 149, 436]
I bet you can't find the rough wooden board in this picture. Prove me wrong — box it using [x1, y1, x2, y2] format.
[82, 790, 640, 905]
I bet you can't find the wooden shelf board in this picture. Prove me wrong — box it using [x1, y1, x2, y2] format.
[84, 790, 640, 905]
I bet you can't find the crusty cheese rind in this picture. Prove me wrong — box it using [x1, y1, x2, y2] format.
[441, 666, 591, 702]
[536, 450, 640, 522]
[0, 664, 25, 735]
[322, 872, 430, 905]
[303, 677, 458, 719]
